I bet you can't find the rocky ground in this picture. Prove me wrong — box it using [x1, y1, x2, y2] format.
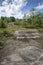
[0, 33, 43, 65]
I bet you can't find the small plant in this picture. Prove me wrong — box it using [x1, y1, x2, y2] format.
[2, 30, 13, 37]
[0, 21, 7, 28]
[38, 28, 43, 33]
[0, 41, 4, 46]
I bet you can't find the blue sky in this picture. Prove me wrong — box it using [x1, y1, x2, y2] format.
[0, 0, 43, 18]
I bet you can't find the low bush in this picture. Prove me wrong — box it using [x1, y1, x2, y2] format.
[0, 21, 7, 28]
[2, 30, 13, 37]
[0, 41, 4, 46]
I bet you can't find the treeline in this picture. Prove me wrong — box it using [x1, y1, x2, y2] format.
[0, 13, 43, 28]
[0, 17, 15, 28]
[25, 13, 43, 28]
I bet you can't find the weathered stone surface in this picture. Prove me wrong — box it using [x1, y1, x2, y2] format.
[0, 45, 43, 65]
[0, 34, 43, 65]
[17, 46, 43, 65]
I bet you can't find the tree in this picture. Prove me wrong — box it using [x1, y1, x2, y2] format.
[10, 17, 15, 22]
[31, 14, 42, 27]
[1, 16, 5, 20]
[30, 8, 35, 16]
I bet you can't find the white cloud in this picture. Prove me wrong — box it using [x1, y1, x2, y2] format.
[0, 0, 27, 18]
[35, 3, 43, 10]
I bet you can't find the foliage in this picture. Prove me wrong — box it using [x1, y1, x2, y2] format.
[2, 30, 13, 37]
[0, 41, 4, 46]
[0, 20, 7, 28]
[0, 12, 43, 29]
[10, 17, 15, 22]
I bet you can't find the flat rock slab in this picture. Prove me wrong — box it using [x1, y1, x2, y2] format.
[0, 46, 43, 65]
[15, 31, 40, 39]
[18, 46, 43, 64]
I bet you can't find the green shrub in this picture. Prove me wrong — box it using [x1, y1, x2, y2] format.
[2, 30, 13, 37]
[0, 21, 7, 28]
[38, 28, 43, 33]
[0, 41, 4, 46]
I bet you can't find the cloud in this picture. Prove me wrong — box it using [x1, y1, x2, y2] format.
[0, 0, 27, 18]
[35, 3, 43, 10]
